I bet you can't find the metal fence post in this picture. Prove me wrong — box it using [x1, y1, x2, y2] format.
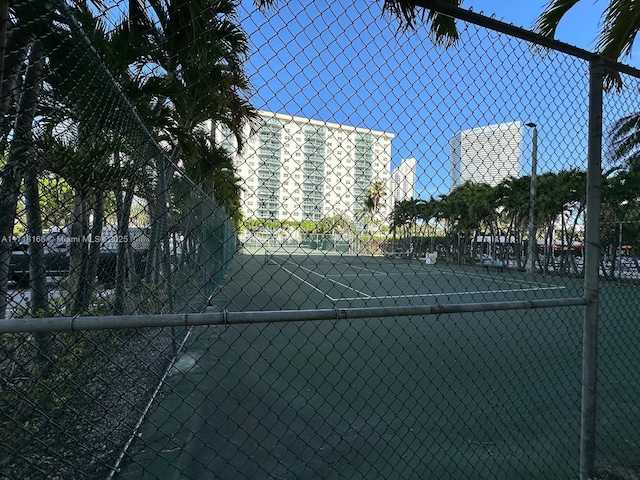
[581, 56, 604, 480]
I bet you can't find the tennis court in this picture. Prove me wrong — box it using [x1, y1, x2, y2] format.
[232, 249, 579, 310]
[117, 252, 604, 479]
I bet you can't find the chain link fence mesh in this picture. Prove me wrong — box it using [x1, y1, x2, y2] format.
[1, 0, 640, 478]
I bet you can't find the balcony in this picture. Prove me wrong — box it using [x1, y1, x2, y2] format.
[258, 162, 279, 170]
[258, 179, 280, 188]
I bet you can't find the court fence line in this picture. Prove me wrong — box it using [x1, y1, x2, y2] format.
[2, 1, 639, 479]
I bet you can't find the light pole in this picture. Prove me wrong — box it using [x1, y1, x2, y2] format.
[526, 122, 538, 273]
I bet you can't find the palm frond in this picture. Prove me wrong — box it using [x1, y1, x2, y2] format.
[533, 0, 632, 89]
[598, 0, 640, 60]
[128, 0, 157, 39]
[256, 0, 461, 43]
[382, 0, 462, 44]
[532, 0, 582, 39]
[608, 113, 640, 168]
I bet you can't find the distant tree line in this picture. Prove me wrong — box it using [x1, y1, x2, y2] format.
[390, 163, 640, 275]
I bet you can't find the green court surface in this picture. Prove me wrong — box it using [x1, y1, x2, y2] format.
[119, 253, 639, 479]
[225, 251, 582, 311]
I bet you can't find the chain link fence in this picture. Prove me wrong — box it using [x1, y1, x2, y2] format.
[1, 0, 640, 479]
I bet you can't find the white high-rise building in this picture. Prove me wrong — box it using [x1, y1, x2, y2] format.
[450, 121, 523, 187]
[208, 111, 394, 223]
[389, 158, 417, 204]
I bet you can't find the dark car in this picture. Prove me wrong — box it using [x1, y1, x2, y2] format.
[8, 228, 148, 285]
[9, 232, 70, 284]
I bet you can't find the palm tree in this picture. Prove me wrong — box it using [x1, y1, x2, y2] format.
[495, 176, 531, 269]
[533, 0, 640, 90]
[390, 198, 415, 251]
[0, 0, 163, 322]
[364, 180, 387, 235]
[533, 170, 587, 273]
[181, 132, 244, 227]
[122, 0, 256, 286]
[601, 168, 640, 276]
[126, 0, 256, 148]
[439, 181, 500, 263]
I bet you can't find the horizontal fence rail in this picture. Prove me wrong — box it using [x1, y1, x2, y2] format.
[0, 296, 589, 333]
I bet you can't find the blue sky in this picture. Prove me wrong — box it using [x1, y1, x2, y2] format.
[466, 0, 640, 66]
[236, 1, 640, 197]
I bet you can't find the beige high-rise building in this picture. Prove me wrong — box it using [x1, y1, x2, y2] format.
[208, 111, 394, 224]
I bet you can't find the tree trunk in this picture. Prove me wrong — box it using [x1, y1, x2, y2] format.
[144, 98, 172, 284]
[70, 190, 104, 313]
[113, 173, 134, 315]
[24, 166, 52, 371]
[145, 149, 176, 310]
[69, 191, 90, 315]
[0, 39, 43, 319]
[544, 220, 554, 273]
[0, 24, 32, 146]
[0, 0, 9, 88]
[559, 211, 567, 274]
[609, 236, 618, 279]
[86, 190, 103, 281]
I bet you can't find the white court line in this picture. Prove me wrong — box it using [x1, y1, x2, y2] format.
[400, 263, 560, 289]
[279, 258, 563, 303]
[281, 260, 373, 301]
[327, 268, 559, 290]
[438, 268, 541, 285]
[280, 264, 339, 302]
[336, 285, 566, 302]
[349, 265, 385, 275]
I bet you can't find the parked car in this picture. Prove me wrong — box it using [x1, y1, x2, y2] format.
[8, 227, 149, 285]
